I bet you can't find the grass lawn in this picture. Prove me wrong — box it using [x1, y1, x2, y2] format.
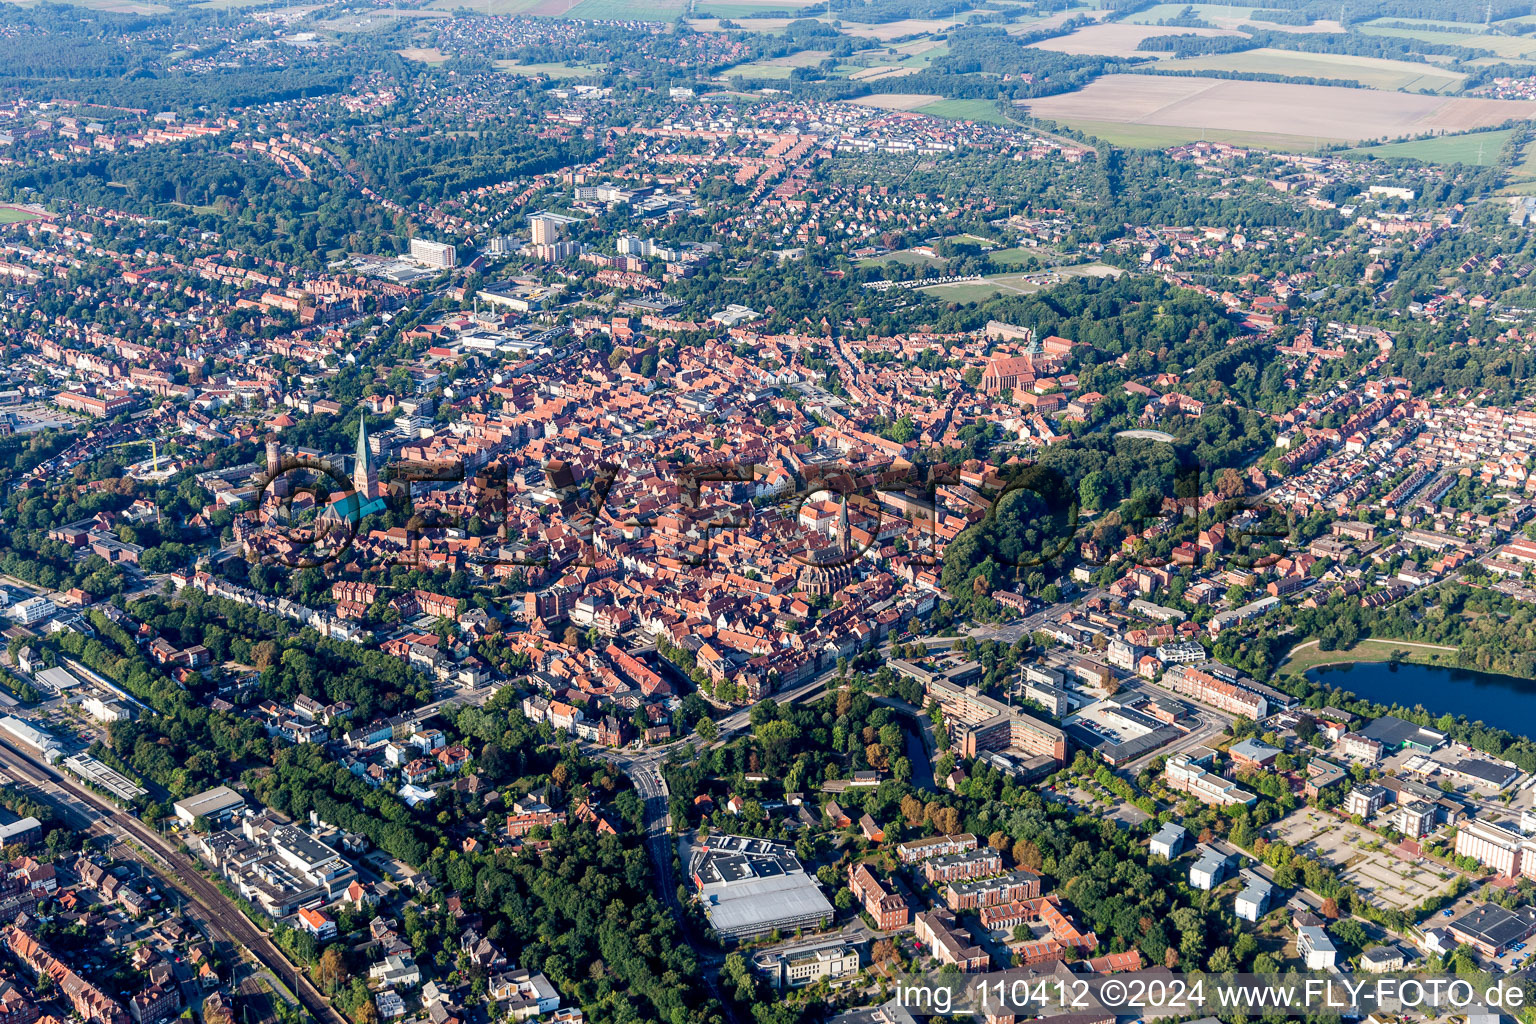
[988, 246, 1040, 266]
[1347, 127, 1513, 166]
[724, 62, 796, 78]
[917, 98, 1012, 124]
[0, 208, 38, 224]
[918, 262, 1121, 301]
[918, 280, 1014, 301]
[1278, 637, 1461, 676]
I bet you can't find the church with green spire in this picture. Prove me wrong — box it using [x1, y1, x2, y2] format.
[321, 416, 388, 525]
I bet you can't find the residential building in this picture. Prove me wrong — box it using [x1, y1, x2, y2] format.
[914, 909, 989, 972]
[848, 863, 909, 930]
[1298, 926, 1338, 970]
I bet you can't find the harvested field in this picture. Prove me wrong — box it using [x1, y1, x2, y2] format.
[848, 66, 922, 80]
[397, 47, 449, 63]
[1157, 47, 1465, 92]
[1032, 23, 1243, 57]
[1022, 74, 1536, 144]
[844, 92, 945, 110]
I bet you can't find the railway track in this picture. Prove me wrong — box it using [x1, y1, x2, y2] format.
[0, 737, 346, 1024]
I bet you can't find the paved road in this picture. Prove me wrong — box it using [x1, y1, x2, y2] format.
[585, 745, 750, 1024]
[0, 737, 346, 1024]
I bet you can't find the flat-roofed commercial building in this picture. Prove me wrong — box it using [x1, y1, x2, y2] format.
[752, 941, 859, 990]
[1456, 818, 1526, 878]
[686, 833, 834, 943]
[173, 785, 246, 827]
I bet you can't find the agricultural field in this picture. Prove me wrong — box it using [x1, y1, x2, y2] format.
[1357, 20, 1536, 61]
[2, 0, 170, 10]
[319, 7, 446, 29]
[916, 98, 1013, 125]
[1123, 2, 1341, 32]
[426, 0, 545, 12]
[192, 0, 293, 8]
[694, 0, 818, 15]
[1023, 74, 1536, 146]
[562, 0, 687, 17]
[1031, 22, 1243, 58]
[1346, 127, 1514, 166]
[397, 47, 451, 64]
[723, 49, 831, 79]
[1154, 47, 1465, 92]
[832, 38, 949, 79]
[845, 92, 946, 110]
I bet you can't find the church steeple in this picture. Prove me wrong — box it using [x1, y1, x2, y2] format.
[837, 496, 850, 556]
[354, 416, 379, 499]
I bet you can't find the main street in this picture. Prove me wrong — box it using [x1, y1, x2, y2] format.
[0, 736, 347, 1024]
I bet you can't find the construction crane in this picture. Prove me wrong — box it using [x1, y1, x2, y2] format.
[106, 437, 167, 474]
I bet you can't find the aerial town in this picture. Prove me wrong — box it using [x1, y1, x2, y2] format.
[9, 3, 1536, 1024]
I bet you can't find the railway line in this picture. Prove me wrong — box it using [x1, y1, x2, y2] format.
[0, 736, 346, 1024]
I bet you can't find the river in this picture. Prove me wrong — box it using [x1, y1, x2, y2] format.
[1306, 660, 1536, 733]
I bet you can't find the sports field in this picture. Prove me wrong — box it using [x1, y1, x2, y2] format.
[0, 208, 39, 225]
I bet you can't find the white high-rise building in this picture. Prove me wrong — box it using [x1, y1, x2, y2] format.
[409, 238, 457, 269]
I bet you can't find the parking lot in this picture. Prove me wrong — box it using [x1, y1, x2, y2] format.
[1268, 807, 1460, 912]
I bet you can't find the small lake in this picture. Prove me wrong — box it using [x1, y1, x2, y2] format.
[1307, 660, 1536, 735]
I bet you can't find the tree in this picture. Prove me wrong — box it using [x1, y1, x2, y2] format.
[317, 947, 347, 992]
[695, 718, 718, 741]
